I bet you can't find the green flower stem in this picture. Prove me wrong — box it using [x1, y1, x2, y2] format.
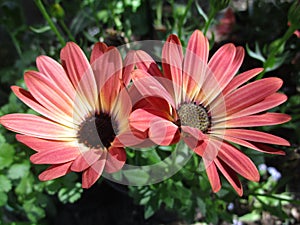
[177, 0, 194, 39]
[203, 8, 216, 35]
[59, 19, 76, 42]
[251, 193, 300, 204]
[257, 25, 296, 79]
[35, 0, 66, 46]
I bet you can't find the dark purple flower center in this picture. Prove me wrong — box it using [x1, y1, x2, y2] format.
[77, 112, 117, 149]
[177, 103, 210, 133]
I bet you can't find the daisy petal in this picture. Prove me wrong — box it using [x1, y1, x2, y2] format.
[134, 50, 163, 77]
[36, 55, 75, 100]
[149, 119, 180, 145]
[0, 114, 76, 140]
[219, 129, 290, 146]
[30, 146, 79, 164]
[12, 86, 76, 127]
[162, 34, 183, 105]
[216, 113, 291, 128]
[39, 161, 72, 181]
[203, 159, 221, 193]
[215, 158, 243, 196]
[218, 142, 260, 181]
[90, 42, 108, 64]
[224, 77, 283, 115]
[82, 152, 107, 188]
[71, 149, 102, 172]
[16, 134, 76, 152]
[105, 147, 126, 173]
[222, 68, 264, 96]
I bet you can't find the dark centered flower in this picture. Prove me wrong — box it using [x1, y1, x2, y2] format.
[77, 112, 117, 149]
[0, 42, 142, 188]
[177, 103, 210, 133]
[129, 29, 291, 196]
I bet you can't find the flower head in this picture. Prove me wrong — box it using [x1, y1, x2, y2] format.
[0, 42, 138, 188]
[129, 30, 290, 195]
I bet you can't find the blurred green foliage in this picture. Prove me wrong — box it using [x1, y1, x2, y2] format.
[0, 0, 299, 224]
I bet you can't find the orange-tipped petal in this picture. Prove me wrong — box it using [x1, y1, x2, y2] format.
[39, 161, 72, 181]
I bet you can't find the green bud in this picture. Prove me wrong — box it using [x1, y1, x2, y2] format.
[50, 3, 65, 20]
[210, 0, 231, 11]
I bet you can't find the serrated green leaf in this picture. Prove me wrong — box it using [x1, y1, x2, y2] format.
[0, 143, 15, 169]
[7, 162, 30, 179]
[15, 174, 34, 195]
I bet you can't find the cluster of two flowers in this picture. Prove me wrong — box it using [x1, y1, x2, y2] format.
[0, 30, 290, 196]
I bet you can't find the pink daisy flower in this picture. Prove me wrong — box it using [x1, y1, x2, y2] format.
[0, 42, 139, 188]
[129, 30, 291, 195]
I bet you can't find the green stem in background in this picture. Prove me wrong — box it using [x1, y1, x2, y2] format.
[257, 25, 296, 79]
[35, 0, 66, 46]
[59, 20, 76, 42]
[154, 0, 163, 27]
[9, 31, 23, 59]
[203, 8, 216, 35]
[177, 0, 193, 39]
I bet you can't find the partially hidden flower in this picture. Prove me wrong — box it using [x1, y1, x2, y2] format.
[129, 30, 291, 195]
[0, 42, 140, 188]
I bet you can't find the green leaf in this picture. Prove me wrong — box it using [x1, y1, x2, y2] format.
[246, 43, 266, 62]
[0, 175, 12, 192]
[15, 173, 34, 195]
[144, 204, 155, 219]
[0, 191, 8, 206]
[239, 210, 261, 222]
[0, 143, 15, 169]
[23, 199, 46, 222]
[7, 161, 30, 180]
[29, 25, 51, 33]
[123, 169, 150, 185]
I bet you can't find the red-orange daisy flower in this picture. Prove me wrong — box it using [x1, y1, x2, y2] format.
[129, 30, 291, 195]
[0, 42, 137, 188]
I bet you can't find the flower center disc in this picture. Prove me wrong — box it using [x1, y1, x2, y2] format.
[177, 103, 210, 132]
[77, 113, 116, 149]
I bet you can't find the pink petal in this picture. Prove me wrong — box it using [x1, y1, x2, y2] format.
[222, 68, 263, 96]
[214, 158, 243, 196]
[149, 119, 180, 145]
[36, 55, 75, 100]
[60, 42, 91, 89]
[129, 108, 173, 132]
[92, 47, 123, 113]
[134, 50, 163, 77]
[216, 113, 291, 128]
[122, 50, 136, 86]
[105, 147, 126, 173]
[218, 141, 260, 181]
[216, 129, 290, 146]
[24, 71, 76, 124]
[39, 161, 72, 181]
[0, 114, 76, 140]
[186, 30, 209, 64]
[219, 135, 285, 155]
[181, 126, 206, 150]
[112, 130, 152, 148]
[71, 149, 102, 172]
[11, 86, 75, 128]
[16, 134, 76, 152]
[162, 34, 183, 105]
[82, 152, 107, 188]
[228, 93, 287, 119]
[30, 146, 79, 164]
[90, 42, 108, 64]
[131, 69, 175, 108]
[223, 77, 283, 115]
[203, 159, 221, 193]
